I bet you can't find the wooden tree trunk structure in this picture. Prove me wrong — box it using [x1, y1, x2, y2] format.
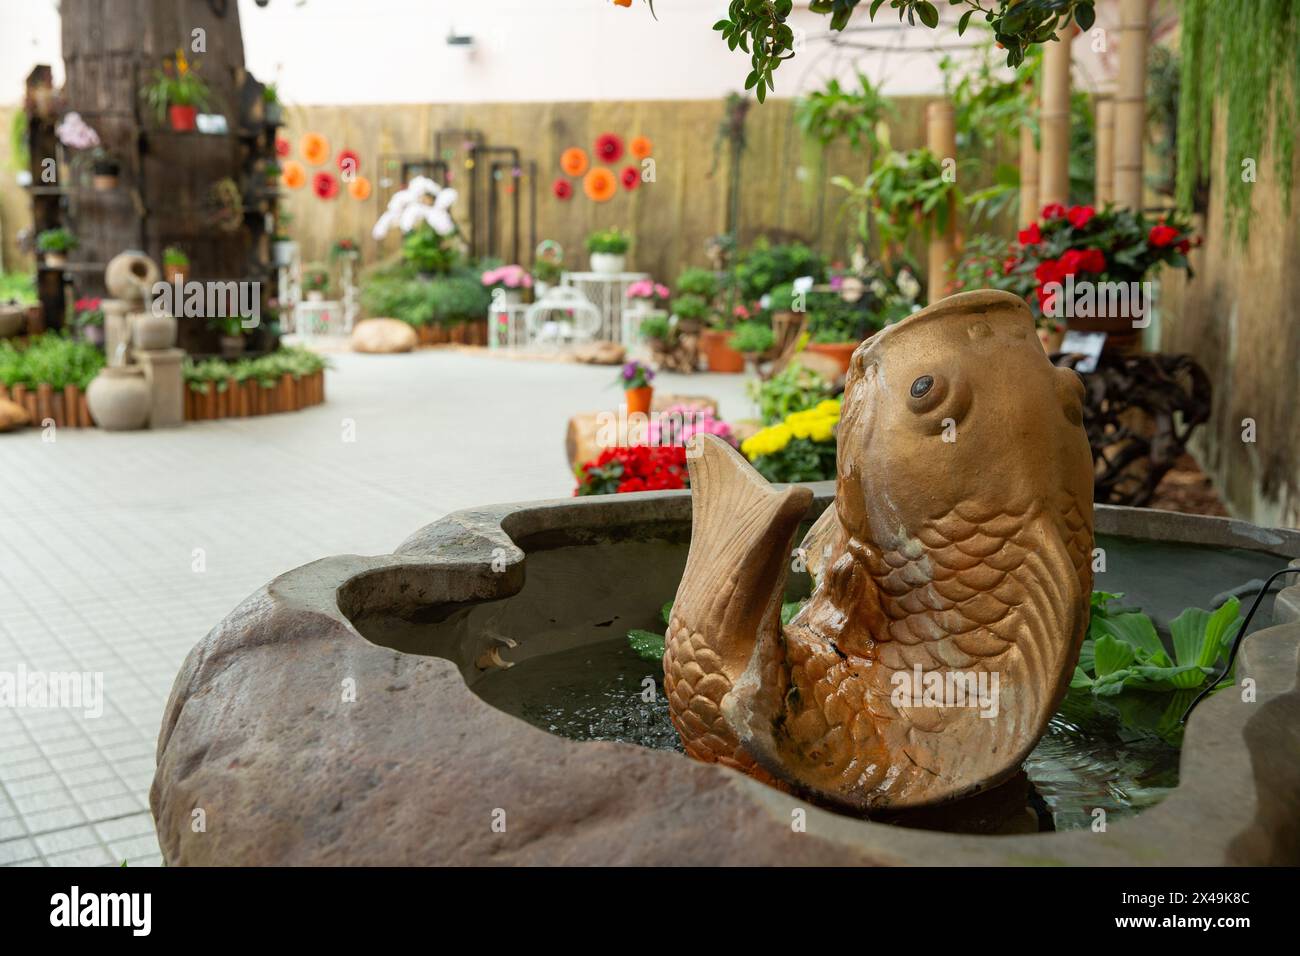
[925, 99, 956, 304]
[1039, 28, 1074, 207]
[44, 0, 281, 354]
[1018, 107, 1039, 226]
[1094, 96, 1115, 205]
[1114, 0, 1149, 209]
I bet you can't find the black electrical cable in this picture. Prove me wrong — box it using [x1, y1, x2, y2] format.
[1181, 566, 1300, 724]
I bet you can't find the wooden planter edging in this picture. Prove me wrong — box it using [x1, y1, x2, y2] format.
[0, 382, 93, 428]
[183, 369, 326, 422]
[416, 319, 488, 347]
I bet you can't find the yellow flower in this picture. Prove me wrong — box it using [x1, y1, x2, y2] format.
[176, 48, 189, 77]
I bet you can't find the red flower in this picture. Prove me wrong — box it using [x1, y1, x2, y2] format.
[595, 133, 624, 163]
[1176, 238, 1191, 254]
[1041, 202, 1067, 220]
[336, 149, 360, 176]
[275, 137, 290, 158]
[1066, 205, 1095, 228]
[1017, 223, 1041, 246]
[552, 178, 573, 200]
[1002, 255, 1020, 276]
[1149, 224, 1179, 248]
[1059, 249, 1085, 276]
[1078, 248, 1106, 273]
[1034, 259, 1064, 285]
[312, 171, 339, 199]
[620, 165, 639, 190]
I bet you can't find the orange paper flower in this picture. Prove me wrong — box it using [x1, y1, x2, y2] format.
[280, 160, 306, 189]
[348, 175, 372, 201]
[560, 147, 589, 176]
[629, 135, 653, 160]
[583, 167, 617, 202]
[300, 132, 329, 166]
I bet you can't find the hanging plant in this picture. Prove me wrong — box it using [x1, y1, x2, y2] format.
[795, 71, 894, 152]
[1177, 0, 1300, 243]
[833, 148, 964, 254]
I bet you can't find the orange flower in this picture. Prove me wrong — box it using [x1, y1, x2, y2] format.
[280, 160, 306, 189]
[613, 0, 632, 6]
[560, 147, 589, 176]
[583, 167, 617, 202]
[629, 135, 653, 160]
[300, 132, 329, 166]
[348, 175, 372, 201]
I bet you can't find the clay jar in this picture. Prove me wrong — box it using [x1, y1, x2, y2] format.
[86, 367, 151, 430]
[131, 311, 177, 351]
[105, 251, 161, 307]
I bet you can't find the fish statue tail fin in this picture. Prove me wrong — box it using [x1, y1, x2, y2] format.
[669, 434, 812, 682]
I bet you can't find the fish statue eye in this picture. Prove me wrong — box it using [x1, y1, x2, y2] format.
[910, 375, 934, 398]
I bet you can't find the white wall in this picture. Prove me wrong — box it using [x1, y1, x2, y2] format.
[0, 0, 1122, 106]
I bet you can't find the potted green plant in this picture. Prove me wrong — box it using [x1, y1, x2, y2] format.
[210, 315, 247, 360]
[141, 50, 213, 132]
[163, 246, 189, 284]
[89, 148, 121, 191]
[532, 258, 562, 298]
[586, 228, 630, 274]
[37, 228, 76, 268]
[262, 82, 282, 126]
[730, 318, 776, 362]
[617, 360, 655, 417]
[72, 297, 105, 347]
[303, 264, 330, 301]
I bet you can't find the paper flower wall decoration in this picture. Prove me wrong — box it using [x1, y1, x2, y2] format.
[552, 178, 573, 200]
[372, 176, 458, 239]
[348, 175, 372, 201]
[300, 133, 329, 166]
[337, 149, 360, 177]
[280, 160, 306, 189]
[595, 133, 624, 163]
[583, 167, 617, 202]
[620, 166, 640, 191]
[313, 171, 339, 199]
[560, 147, 589, 176]
[630, 135, 653, 160]
[275, 137, 290, 158]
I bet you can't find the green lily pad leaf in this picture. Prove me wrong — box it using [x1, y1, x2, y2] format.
[1093, 632, 1136, 677]
[661, 601, 674, 626]
[1070, 665, 1093, 689]
[627, 629, 666, 663]
[1096, 611, 1164, 660]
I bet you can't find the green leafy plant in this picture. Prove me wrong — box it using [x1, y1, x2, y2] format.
[748, 361, 835, 425]
[670, 293, 711, 323]
[675, 267, 721, 299]
[731, 239, 827, 301]
[0, 272, 37, 306]
[302, 264, 330, 294]
[796, 71, 894, 152]
[428, 274, 492, 324]
[183, 346, 329, 392]
[1071, 592, 1244, 697]
[834, 148, 963, 254]
[731, 319, 775, 354]
[162, 245, 189, 268]
[532, 259, 563, 285]
[402, 224, 458, 275]
[208, 315, 248, 338]
[0, 333, 104, 390]
[712, 0, 1096, 101]
[586, 228, 631, 255]
[140, 51, 213, 125]
[36, 228, 77, 254]
[638, 314, 672, 342]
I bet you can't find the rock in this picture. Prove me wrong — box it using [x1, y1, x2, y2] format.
[572, 341, 625, 365]
[352, 318, 417, 354]
[0, 399, 30, 432]
[790, 351, 846, 385]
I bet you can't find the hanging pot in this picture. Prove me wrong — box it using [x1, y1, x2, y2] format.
[86, 367, 151, 431]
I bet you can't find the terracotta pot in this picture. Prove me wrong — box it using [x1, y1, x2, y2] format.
[164, 263, 186, 285]
[92, 173, 118, 191]
[86, 368, 150, 431]
[805, 341, 858, 376]
[219, 335, 245, 360]
[132, 312, 177, 350]
[169, 104, 198, 131]
[625, 386, 653, 417]
[700, 329, 745, 373]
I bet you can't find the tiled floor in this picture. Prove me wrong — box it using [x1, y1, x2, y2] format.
[0, 348, 752, 865]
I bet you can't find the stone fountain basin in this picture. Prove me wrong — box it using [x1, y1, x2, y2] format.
[151, 488, 1300, 865]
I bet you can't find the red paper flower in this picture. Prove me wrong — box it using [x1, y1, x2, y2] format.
[1034, 259, 1064, 285]
[552, 178, 573, 200]
[595, 133, 624, 163]
[1149, 224, 1179, 248]
[336, 149, 360, 176]
[312, 171, 339, 199]
[275, 137, 290, 158]
[1066, 205, 1095, 228]
[620, 166, 639, 190]
[1078, 248, 1106, 273]
[1041, 202, 1067, 220]
[1017, 223, 1041, 246]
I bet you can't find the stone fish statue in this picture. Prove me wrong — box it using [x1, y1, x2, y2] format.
[665, 290, 1094, 810]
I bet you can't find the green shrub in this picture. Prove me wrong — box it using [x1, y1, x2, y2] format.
[586, 228, 630, 255]
[670, 293, 710, 322]
[638, 315, 671, 341]
[731, 319, 775, 354]
[428, 275, 491, 323]
[0, 333, 104, 390]
[731, 239, 826, 301]
[0, 272, 37, 306]
[183, 346, 329, 392]
[675, 267, 720, 299]
[747, 361, 835, 425]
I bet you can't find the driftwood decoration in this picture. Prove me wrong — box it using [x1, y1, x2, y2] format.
[666, 291, 1095, 810]
[1053, 352, 1212, 507]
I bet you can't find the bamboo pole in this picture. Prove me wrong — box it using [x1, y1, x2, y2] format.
[1039, 26, 1074, 207]
[1114, 0, 1149, 209]
[1095, 95, 1115, 204]
[926, 99, 957, 304]
[1019, 119, 1040, 225]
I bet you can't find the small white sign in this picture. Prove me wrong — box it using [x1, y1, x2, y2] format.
[1059, 330, 1107, 373]
[196, 113, 228, 135]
